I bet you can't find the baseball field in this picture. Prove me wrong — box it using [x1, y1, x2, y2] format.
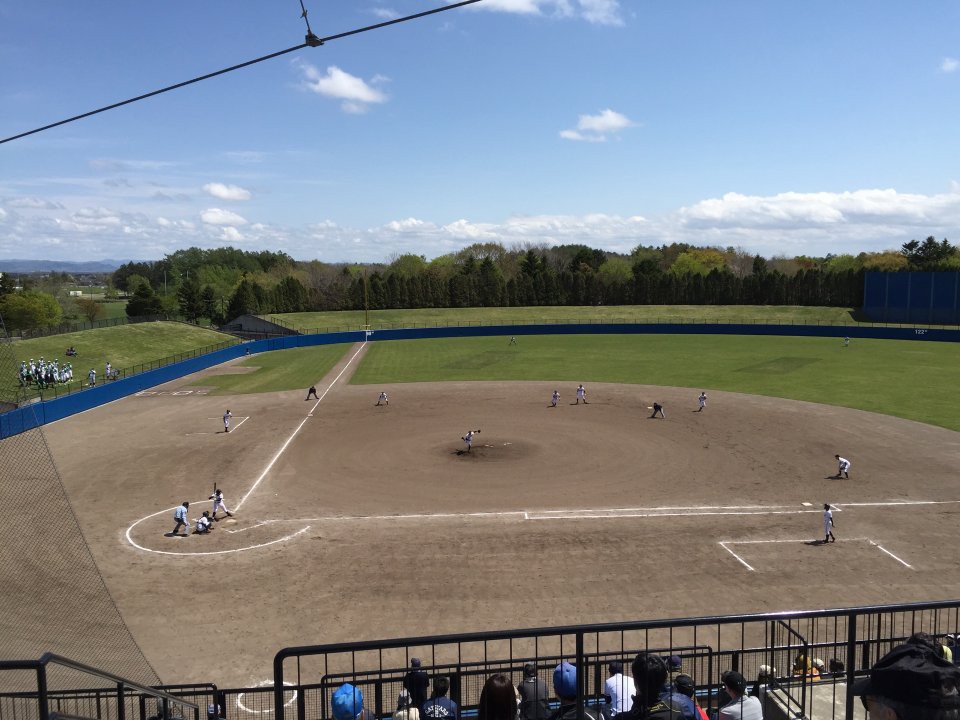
[37, 330, 960, 687]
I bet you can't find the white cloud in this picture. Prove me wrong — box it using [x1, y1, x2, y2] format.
[370, 7, 399, 19]
[6, 197, 65, 210]
[560, 109, 635, 142]
[942, 57, 960, 73]
[203, 182, 252, 201]
[200, 208, 248, 226]
[578, 0, 623, 26]
[3, 186, 960, 262]
[297, 63, 387, 113]
[458, 0, 621, 24]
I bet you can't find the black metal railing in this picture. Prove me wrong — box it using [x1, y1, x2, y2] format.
[0, 654, 198, 720]
[9, 315, 181, 341]
[273, 599, 960, 720]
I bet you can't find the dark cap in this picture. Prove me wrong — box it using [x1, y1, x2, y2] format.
[411, 658, 422, 668]
[674, 675, 695, 697]
[668, 655, 682, 670]
[852, 644, 960, 709]
[524, 663, 537, 678]
[722, 670, 747, 695]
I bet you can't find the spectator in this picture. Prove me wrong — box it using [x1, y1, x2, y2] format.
[404, 659, 430, 709]
[908, 632, 954, 663]
[422, 676, 459, 720]
[673, 675, 708, 720]
[518, 663, 550, 720]
[479, 674, 518, 720]
[332, 684, 368, 720]
[828, 660, 844, 676]
[667, 656, 683, 683]
[716, 671, 762, 720]
[610, 653, 680, 720]
[750, 667, 776, 698]
[604, 661, 636, 717]
[395, 694, 420, 720]
[852, 642, 960, 720]
[547, 662, 602, 720]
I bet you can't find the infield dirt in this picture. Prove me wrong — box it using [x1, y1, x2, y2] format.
[40, 343, 960, 686]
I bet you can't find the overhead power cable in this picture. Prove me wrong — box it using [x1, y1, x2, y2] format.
[0, 0, 484, 146]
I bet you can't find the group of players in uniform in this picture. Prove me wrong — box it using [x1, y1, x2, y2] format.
[169, 488, 233, 537]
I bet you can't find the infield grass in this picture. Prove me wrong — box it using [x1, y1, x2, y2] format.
[270, 305, 866, 331]
[352, 334, 960, 431]
[188, 344, 350, 395]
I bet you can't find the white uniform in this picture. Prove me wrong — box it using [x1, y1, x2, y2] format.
[223, 411, 233, 432]
[211, 490, 231, 518]
[378, 392, 388, 406]
[698, 392, 707, 410]
[195, 515, 211, 534]
[551, 391, 560, 407]
[463, 431, 475, 450]
[576, 385, 586, 404]
[837, 456, 851, 477]
[823, 508, 833, 535]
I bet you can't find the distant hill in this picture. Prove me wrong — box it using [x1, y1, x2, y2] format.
[0, 259, 126, 273]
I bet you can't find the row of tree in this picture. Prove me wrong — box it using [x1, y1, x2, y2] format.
[103, 236, 960, 323]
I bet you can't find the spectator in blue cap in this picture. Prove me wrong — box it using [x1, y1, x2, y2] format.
[547, 662, 602, 720]
[332, 683, 366, 720]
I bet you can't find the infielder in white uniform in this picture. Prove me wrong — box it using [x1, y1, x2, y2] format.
[377, 391, 389, 406]
[210, 488, 233, 520]
[835, 454, 851, 479]
[462, 429, 480, 453]
[697, 392, 707, 412]
[223, 410, 233, 433]
[575, 385, 588, 404]
[823, 503, 836, 543]
[550, 390, 560, 407]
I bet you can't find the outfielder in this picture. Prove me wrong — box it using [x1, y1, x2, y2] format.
[823, 504, 836, 543]
[210, 488, 233, 520]
[462, 429, 480, 452]
[377, 391, 389, 406]
[223, 409, 233, 433]
[575, 384, 588, 404]
[697, 392, 707, 412]
[550, 390, 560, 407]
[835, 454, 851, 479]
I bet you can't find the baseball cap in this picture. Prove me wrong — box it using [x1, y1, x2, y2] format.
[411, 658, 422, 668]
[553, 662, 577, 699]
[332, 684, 364, 720]
[667, 655, 682, 670]
[674, 675, 695, 697]
[722, 671, 747, 695]
[523, 663, 537, 678]
[852, 643, 960, 709]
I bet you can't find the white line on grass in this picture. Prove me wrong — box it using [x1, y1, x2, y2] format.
[234, 343, 366, 512]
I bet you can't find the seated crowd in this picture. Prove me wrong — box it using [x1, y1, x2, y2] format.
[328, 636, 960, 720]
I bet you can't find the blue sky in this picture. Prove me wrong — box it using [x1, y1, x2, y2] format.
[1, 0, 959, 262]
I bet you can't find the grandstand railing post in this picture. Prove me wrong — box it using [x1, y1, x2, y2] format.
[575, 632, 585, 720]
[117, 683, 126, 720]
[37, 664, 50, 720]
[845, 613, 857, 720]
[138, 693, 146, 720]
[374, 679, 383, 720]
[274, 654, 286, 720]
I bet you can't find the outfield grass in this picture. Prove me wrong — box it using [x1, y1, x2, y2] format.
[351, 334, 960, 431]
[188, 344, 350, 395]
[269, 305, 865, 331]
[11, 322, 235, 396]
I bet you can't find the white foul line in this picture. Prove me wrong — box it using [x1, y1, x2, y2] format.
[719, 542, 755, 572]
[871, 541, 914, 569]
[234, 343, 366, 512]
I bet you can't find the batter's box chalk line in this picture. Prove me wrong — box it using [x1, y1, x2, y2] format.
[719, 537, 913, 573]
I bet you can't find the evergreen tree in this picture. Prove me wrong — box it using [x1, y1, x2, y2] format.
[225, 280, 258, 320]
[176, 276, 203, 321]
[126, 282, 165, 317]
[200, 285, 219, 322]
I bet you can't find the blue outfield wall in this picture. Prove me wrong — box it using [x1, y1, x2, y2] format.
[863, 271, 960, 324]
[3, 323, 960, 439]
